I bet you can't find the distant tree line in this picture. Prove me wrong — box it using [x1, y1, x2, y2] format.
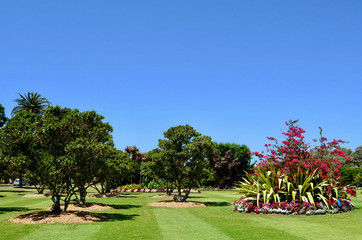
[0, 92, 253, 211]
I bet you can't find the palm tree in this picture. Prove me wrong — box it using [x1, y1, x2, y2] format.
[11, 92, 51, 115]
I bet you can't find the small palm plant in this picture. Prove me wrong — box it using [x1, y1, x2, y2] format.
[11, 92, 51, 115]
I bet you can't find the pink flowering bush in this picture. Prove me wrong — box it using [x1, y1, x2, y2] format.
[234, 120, 354, 215]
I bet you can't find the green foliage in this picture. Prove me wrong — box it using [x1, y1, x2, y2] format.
[11, 92, 51, 115]
[157, 125, 219, 201]
[354, 173, 362, 187]
[213, 143, 251, 188]
[0, 103, 6, 127]
[237, 166, 342, 208]
[351, 146, 362, 168]
[339, 167, 362, 186]
[0, 106, 118, 212]
[119, 183, 142, 190]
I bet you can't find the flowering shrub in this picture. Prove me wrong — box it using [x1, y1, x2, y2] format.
[114, 188, 201, 193]
[234, 120, 355, 215]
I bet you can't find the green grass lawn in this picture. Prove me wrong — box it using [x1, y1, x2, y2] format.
[0, 187, 361, 240]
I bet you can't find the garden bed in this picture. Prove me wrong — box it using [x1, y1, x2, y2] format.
[148, 201, 207, 208]
[46, 203, 115, 211]
[8, 211, 107, 224]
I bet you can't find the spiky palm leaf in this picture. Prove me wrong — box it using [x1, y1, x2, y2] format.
[11, 92, 51, 115]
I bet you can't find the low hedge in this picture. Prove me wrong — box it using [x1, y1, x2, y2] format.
[339, 167, 362, 186]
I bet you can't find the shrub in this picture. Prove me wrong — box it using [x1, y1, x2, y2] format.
[235, 120, 355, 215]
[339, 167, 362, 186]
[119, 183, 142, 190]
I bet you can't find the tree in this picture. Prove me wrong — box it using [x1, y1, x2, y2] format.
[125, 146, 146, 184]
[142, 148, 175, 194]
[213, 143, 251, 188]
[158, 125, 219, 201]
[1, 106, 115, 212]
[0, 104, 6, 127]
[351, 146, 362, 168]
[11, 92, 51, 115]
[93, 148, 129, 194]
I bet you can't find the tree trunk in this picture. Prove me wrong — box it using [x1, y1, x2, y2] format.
[78, 186, 87, 205]
[19, 172, 24, 188]
[51, 194, 62, 213]
[182, 187, 192, 202]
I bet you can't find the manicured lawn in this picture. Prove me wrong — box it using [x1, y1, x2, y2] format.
[0, 187, 361, 240]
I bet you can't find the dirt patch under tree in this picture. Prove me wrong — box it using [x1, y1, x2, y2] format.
[8, 211, 107, 224]
[87, 192, 123, 198]
[46, 203, 114, 211]
[148, 201, 208, 208]
[148, 194, 175, 199]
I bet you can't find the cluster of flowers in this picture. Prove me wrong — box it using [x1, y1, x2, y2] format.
[250, 120, 350, 182]
[233, 197, 354, 216]
[114, 189, 201, 193]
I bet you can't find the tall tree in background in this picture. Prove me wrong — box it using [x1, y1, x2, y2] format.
[11, 92, 51, 115]
[213, 143, 251, 188]
[352, 146, 362, 168]
[0, 104, 6, 127]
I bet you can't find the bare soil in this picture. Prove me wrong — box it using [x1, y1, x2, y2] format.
[148, 201, 208, 208]
[23, 193, 52, 198]
[148, 194, 175, 199]
[46, 203, 114, 211]
[88, 192, 123, 198]
[8, 211, 107, 224]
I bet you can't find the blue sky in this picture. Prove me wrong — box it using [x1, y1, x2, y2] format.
[1, 1, 361, 154]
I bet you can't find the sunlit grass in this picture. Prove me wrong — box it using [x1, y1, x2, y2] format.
[0, 187, 361, 240]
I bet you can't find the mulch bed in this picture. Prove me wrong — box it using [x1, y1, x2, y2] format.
[46, 203, 114, 211]
[148, 201, 208, 208]
[88, 192, 123, 198]
[8, 211, 107, 224]
[23, 193, 52, 198]
[148, 194, 175, 199]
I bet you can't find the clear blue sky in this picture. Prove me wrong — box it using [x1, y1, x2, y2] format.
[1, 1, 361, 155]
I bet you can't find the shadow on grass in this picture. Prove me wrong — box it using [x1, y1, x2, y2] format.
[0, 207, 34, 215]
[0, 189, 28, 193]
[101, 213, 139, 222]
[187, 195, 206, 199]
[204, 201, 231, 207]
[110, 204, 142, 210]
[119, 194, 138, 198]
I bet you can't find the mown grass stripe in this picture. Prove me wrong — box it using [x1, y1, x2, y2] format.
[153, 207, 232, 240]
[19, 224, 102, 240]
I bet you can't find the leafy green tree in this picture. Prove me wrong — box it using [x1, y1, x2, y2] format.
[213, 143, 251, 188]
[93, 148, 129, 194]
[352, 146, 362, 168]
[158, 125, 219, 201]
[142, 148, 175, 194]
[1, 106, 115, 212]
[59, 109, 114, 204]
[0, 104, 6, 127]
[11, 92, 51, 115]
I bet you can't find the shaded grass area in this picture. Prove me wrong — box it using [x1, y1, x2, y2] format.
[0, 187, 361, 240]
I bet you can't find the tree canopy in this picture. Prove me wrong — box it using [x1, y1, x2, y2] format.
[157, 125, 219, 201]
[0, 104, 6, 127]
[213, 143, 251, 188]
[1, 106, 117, 212]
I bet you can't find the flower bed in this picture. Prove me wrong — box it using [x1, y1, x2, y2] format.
[114, 189, 201, 193]
[233, 197, 354, 215]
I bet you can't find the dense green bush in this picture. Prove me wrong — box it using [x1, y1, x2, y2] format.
[339, 167, 362, 186]
[119, 183, 142, 190]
